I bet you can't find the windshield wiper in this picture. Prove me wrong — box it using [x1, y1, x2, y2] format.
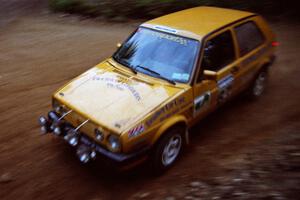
[113, 56, 137, 74]
[135, 65, 176, 85]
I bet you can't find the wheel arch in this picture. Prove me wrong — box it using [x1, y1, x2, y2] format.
[151, 115, 189, 146]
[259, 54, 276, 72]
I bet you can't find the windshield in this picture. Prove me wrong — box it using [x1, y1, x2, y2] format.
[113, 27, 199, 83]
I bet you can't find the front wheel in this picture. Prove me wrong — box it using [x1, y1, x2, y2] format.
[151, 127, 184, 174]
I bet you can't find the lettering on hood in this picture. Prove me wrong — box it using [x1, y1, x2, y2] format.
[92, 75, 141, 101]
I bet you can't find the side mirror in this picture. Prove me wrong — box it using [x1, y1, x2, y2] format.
[116, 43, 122, 48]
[203, 70, 217, 80]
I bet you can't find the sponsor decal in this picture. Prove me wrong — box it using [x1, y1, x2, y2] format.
[143, 28, 187, 46]
[194, 92, 211, 116]
[146, 96, 187, 127]
[92, 76, 141, 101]
[107, 82, 125, 91]
[172, 73, 190, 81]
[217, 74, 234, 104]
[125, 84, 141, 101]
[128, 124, 145, 138]
[153, 25, 178, 34]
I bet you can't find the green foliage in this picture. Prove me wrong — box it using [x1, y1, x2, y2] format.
[48, 0, 291, 19]
[49, 0, 97, 16]
[49, 0, 81, 12]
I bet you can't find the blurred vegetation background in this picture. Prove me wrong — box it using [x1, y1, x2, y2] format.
[49, 0, 295, 20]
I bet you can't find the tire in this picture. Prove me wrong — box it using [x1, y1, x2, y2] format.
[248, 70, 268, 99]
[151, 126, 185, 174]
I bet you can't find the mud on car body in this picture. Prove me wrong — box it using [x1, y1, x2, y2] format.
[39, 6, 277, 173]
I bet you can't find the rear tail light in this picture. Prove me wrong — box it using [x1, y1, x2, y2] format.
[272, 41, 279, 47]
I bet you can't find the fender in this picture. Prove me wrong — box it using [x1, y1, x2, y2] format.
[151, 115, 188, 145]
[260, 56, 272, 69]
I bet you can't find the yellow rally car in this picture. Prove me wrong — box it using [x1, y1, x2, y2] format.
[39, 7, 277, 172]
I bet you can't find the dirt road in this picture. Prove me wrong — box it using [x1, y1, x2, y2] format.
[0, 12, 299, 200]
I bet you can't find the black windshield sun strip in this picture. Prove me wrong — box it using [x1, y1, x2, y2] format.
[135, 65, 176, 85]
[135, 65, 159, 75]
[113, 56, 137, 74]
[159, 75, 176, 85]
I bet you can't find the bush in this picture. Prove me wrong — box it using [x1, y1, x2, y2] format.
[49, 0, 98, 16]
[48, 0, 294, 19]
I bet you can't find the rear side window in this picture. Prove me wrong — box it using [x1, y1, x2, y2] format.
[234, 21, 265, 56]
[201, 30, 235, 72]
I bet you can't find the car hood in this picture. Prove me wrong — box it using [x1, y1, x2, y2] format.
[54, 60, 185, 134]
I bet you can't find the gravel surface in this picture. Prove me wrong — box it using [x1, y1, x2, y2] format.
[0, 3, 299, 200]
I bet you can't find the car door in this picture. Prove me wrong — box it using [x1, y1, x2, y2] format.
[191, 29, 238, 123]
[232, 20, 267, 92]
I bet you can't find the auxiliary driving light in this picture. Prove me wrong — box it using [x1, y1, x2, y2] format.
[64, 129, 79, 146]
[76, 144, 95, 164]
[40, 126, 48, 134]
[53, 126, 62, 135]
[90, 151, 96, 159]
[79, 153, 90, 163]
[69, 136, 79, 146]
[48, 111, 59, 122]
[50, 124, 55, 131]
[38, 116, 47, 126]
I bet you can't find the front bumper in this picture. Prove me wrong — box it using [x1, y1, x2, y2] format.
[38, 111, 150, 165]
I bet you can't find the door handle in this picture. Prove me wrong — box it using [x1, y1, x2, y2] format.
[230, 66, 239, 74]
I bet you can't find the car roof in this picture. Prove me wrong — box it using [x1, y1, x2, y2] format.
[141, 6, 255, 40]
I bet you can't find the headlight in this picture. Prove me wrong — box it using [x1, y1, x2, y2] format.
[52, 98, 67, 114]
[107, 134, 121, 152]
[52, 99, 62, 113]
[53, 126, 62, 135]
[38, 116, 47, 126]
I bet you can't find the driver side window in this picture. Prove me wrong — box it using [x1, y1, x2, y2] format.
[201, 30, 235, 72]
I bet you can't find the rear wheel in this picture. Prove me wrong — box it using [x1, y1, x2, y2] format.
[151, 126, 184, 174]
[248, 70, 268, 98]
